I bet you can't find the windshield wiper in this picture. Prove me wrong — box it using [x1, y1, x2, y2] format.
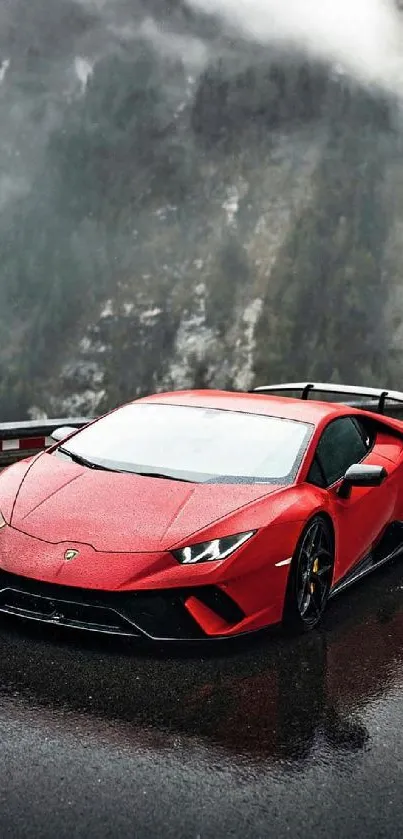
[133, 470, 193, 483]
[58, 448, 112, 471]
[58, 451, 192, 480]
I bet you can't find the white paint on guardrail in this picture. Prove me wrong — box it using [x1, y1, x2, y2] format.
[1, 439, 20, 451]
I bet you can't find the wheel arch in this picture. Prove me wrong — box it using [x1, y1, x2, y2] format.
[290, 510, 336, 567]
[314, 510, 335, 548]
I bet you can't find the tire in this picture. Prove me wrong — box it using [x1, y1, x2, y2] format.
[283, 515, 334, 631]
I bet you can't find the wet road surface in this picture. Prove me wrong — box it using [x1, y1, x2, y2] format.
[1, 561, 403, 838]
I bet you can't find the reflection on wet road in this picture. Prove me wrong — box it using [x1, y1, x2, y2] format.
[1, 561, 403, 837]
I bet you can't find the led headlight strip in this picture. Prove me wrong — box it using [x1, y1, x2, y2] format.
[173, 531, 256, 565]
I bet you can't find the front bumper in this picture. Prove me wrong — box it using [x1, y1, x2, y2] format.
[0, 570, 250, 641]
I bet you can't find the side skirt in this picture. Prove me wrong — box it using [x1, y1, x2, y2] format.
[329, 521, 403, 599]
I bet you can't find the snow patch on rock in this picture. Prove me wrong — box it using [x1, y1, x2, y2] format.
[165, 282, 215, 389]
[100, 299, 114, 318]
[0, 59, 10, 85]
[74, 57, 93, 93]
[231, 298, 264, 391]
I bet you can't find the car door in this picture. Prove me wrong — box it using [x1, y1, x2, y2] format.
[308, 416, 396, 581]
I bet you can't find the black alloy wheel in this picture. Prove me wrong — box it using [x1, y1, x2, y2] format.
[284, 516, 334, 631]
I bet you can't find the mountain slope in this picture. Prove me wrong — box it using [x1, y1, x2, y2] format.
[0, 0, 400, 419]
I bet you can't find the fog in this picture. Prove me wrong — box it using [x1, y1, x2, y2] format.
[186, 0, 403, 92]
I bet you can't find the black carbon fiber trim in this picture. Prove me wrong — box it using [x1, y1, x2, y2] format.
[194, 586, 245, 624]
[0, 571, 244, 640]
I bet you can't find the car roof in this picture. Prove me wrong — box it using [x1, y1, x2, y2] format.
[138, 389, 354, 426]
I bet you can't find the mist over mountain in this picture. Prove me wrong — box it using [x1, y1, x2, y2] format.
[188, 0, 403, 91]
[0, 0, 402, 420]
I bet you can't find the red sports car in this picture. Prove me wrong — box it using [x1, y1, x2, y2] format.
[1, 382, 403, 641]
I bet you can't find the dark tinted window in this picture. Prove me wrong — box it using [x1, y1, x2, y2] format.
[310, 417, 368, 487]
[352, 417, 375, 451]
[307, 456, 326, 488]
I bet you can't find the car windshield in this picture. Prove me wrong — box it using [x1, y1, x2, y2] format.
[57, 403, 313, 484]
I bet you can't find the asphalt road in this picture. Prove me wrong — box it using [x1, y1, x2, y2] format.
[1, 561, 403, 838]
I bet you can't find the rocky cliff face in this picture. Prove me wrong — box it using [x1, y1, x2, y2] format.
[42, 122, 326, 417]
[0, 0, 401, 420]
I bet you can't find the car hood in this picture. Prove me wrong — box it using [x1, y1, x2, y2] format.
[10, 453, 284, 552]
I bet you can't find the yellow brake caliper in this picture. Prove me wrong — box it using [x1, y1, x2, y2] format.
[310, 558, 319, 593]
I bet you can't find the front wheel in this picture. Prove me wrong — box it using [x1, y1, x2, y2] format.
[283, 516, 334, 631]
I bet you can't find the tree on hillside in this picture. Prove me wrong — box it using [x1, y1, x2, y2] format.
[253, 105, 392, 386]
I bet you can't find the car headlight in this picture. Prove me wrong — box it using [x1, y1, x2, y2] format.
[172, 530, 256, 565]
[0, 510, 6, 529]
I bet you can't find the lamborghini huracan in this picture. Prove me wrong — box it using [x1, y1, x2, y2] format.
[1, 382, 403, 641]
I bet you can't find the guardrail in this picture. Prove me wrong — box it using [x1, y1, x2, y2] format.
[0, 418, 92, 469]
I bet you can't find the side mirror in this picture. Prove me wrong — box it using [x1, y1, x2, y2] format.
[338, 463, 388, 499]
[50, 426, 78, 443]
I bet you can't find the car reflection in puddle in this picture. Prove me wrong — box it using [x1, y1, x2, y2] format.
[0, 558, 402, 769]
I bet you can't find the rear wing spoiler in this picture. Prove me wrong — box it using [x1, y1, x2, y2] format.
[250, 383, 403, 416]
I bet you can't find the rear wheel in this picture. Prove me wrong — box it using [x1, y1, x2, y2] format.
[283, 516, 334, 631]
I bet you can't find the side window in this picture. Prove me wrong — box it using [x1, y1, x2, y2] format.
[307, 456, 326, 488]
[352, 417, 375, 452]
[309, 417, 369, 488]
